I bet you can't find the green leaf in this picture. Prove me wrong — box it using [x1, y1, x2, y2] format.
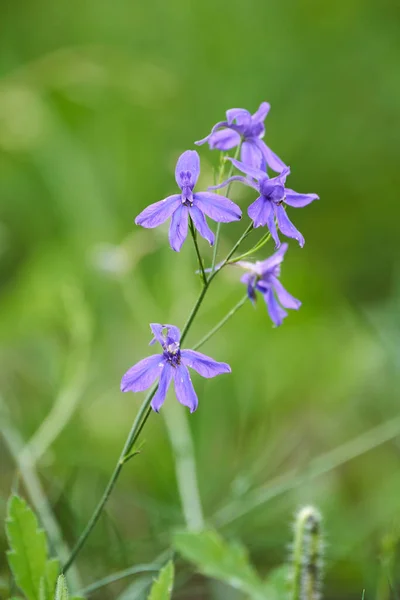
[148, 562, 174, 600]
[173, 530, 264, 599]
[263, 565, 289, 599]
[54, 575, 68, 600]
[45, 559, 60, 600]
[6, 495, 48, 600]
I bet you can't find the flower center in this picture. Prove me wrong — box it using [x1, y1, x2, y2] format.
[179, 170, 194, 205]
[163, 342, 181, 367]
[260, 180, 285, 204]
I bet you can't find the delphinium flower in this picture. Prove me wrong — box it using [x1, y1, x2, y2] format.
[195, 102, 286, 172]
[212, 158, 319, 248]
[121, 324, 231, 412]
[135, 150, 241, 252]
[237, 243, 301, 326]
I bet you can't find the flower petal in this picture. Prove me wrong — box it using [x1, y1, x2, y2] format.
[257, 243, 288, 274]
[189, 206, 215, 246]
[263, 289, 287, 326]
[227, 157, 267, 181]
[275, 204, 305, 247]
[284, 188, 319, 208]
[253, 139, 287, 174]
[240, 273, 257, 303]
[241, 140, 264, 170]
[270, 276, 301, 310]
[209, 175, 259, 192]
[207, 128, 241, 151]
[181, 349, 231, 378]
[151, 363, 173, 412]
[149, 323, 181, 346]
[135, 195, 181, 229]
[121, 354, 164, 392]
[252, 101, 271, 123]
[194, 192, 241, 223]
[195, 121, 230, 145]
[248, 196, 273, 228]
[169, 205, 189, 252]
[175, 150, 200, 188]
[226, 108, 251, 128]
[174, 364, 198, 413]
[149, 323, 165, 346]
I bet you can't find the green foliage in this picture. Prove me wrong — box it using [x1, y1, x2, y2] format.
[54, 575, 68, 600]
[173, 529, 266, 599]
[147, 562, 174, 600]
[5, 495, 60, 600]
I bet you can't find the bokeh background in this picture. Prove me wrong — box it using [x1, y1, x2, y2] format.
[1, 0, 400, 598]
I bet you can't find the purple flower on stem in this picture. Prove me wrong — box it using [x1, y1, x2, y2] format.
[212, 158, 319, 248]
[196, 102, 286, 173]
[238, 243, 301, 326]
[121, 323, 231, 413]
[135, 150, 241, 252]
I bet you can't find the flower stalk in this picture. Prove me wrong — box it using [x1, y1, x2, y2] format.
[290, 506, 323, 600]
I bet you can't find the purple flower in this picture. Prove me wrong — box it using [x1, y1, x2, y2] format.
[212, 158, 319, 248]
[121, 323, 231, 413]
[135, 150, 241, 252]
[238, 243, 301, 326]
[195, 102, 286, 173]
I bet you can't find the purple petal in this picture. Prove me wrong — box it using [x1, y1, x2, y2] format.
[149, 323, 165, 346]
[275, 204, 305, 247]
[135, 195, 181, 229]
[165, 325, 181, 344]
[189, 206, 215, 246]
[194, 192, 241, 223]
[181, 349, 231, 378]
[174, 364, 198, 413]
[206, 128, 241, 151]
[209, 175, 259, 193]
[251, 101, 271, 124]
[195, 121, 230, 145]
[227, 157, 267, 182]
[248, 196, 273, 228]
[169, 205, 189, 252]
[270, 276, 301, 310]
[252, 139, 287, 174]
[240, 273, 257, 304]
[284, 188, 319, 208]
[226, 108, 251, 128]
[257, 243, 288, 274]
[121, 354, 164, 392]
[240, 140, 264, 170]
[175, 150, 200, 188]
[151, 363, 173, 412]
[263, 289, 287, 327]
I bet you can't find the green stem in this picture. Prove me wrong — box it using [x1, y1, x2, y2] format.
[210, 145, 241, 274]
[193, 294, 248, 351]
[62, 384, 158, 573]
[189, 217, 207, 286]
[63, 217, 253, 575]
[229, 231, 272, 264]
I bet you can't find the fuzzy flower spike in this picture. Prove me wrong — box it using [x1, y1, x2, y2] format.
[196, 102, 286, 172]
[135, 150, 241, 252]
[212, 158, 319, 248]
[121, 324, 231, 412]
[238, 243, 301, 326]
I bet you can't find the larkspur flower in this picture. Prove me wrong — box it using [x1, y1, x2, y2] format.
[121, 323, 231, 413]
[135, 150, 241, 252]
[238, 243, 301, 326]
[195, 102, 286, 173]
[212, 158, 319, 248]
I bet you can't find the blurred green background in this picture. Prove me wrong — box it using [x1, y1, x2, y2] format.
[1, 0, 400, 598]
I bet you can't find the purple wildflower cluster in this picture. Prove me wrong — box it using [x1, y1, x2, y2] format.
[122, 101, 318, 411]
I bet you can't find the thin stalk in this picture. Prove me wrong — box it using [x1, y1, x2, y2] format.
[189, 217, 207, 286]
[63, 217, 254, 573]
[63, 384, 158, 573]
[229, 231, 272, 264]
[193, 294, 248, 351]
[210, 145, 241, 274]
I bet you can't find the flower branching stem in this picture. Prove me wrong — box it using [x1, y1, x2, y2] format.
[63, 171, 254, 577]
